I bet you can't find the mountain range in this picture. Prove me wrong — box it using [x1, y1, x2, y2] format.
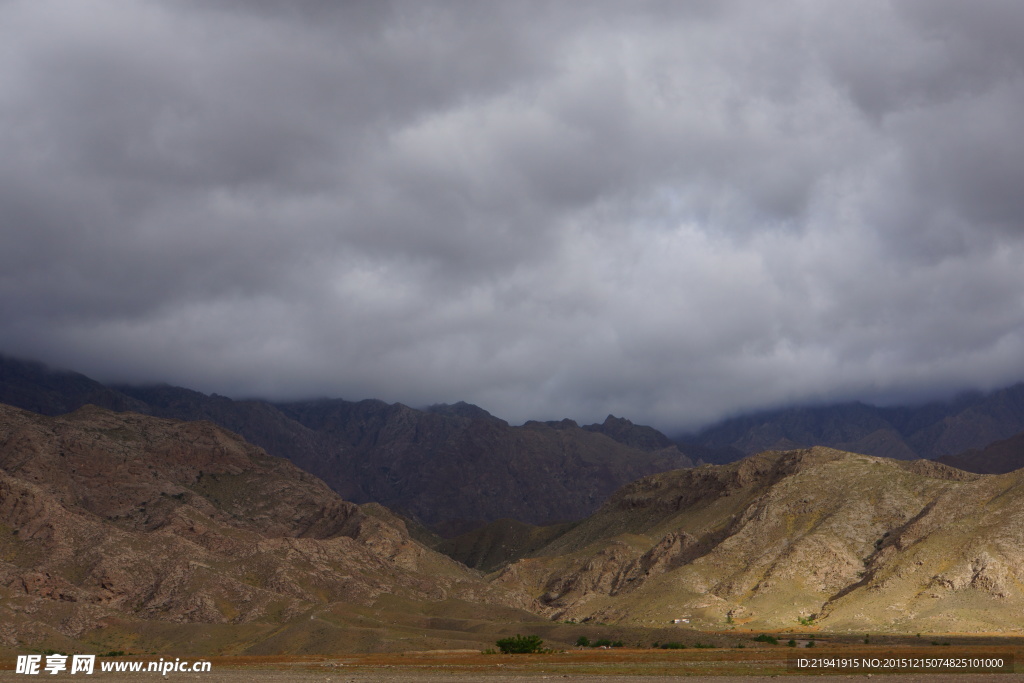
[5, 398, 1024, 652]
[5, 353, 1024, 500]
[5, 351, 1024, 648]
[682, 385, 1024, 464]
[0, 355, 693, 535]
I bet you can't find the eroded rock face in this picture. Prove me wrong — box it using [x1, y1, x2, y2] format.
[0, 404, 534, 646]
[495, 448, 1024, 633]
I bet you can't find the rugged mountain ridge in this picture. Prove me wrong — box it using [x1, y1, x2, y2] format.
[493, 447, 1024, 634]
[0, 403, 536, 653]
[683, 384, 1024, 462]
[8, 353, 1024, 533]
[0, 355, 693, 534]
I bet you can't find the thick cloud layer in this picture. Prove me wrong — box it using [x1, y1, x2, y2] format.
[3, 0, 1024, 431]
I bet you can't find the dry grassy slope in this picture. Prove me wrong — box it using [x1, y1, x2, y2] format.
[494, 447, 1024, 633]
[0, 403, 536, 652]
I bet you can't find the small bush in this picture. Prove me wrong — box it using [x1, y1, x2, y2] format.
[659, 642, 686, 649]
[693, 643, 714, 649]
[575, 636, 590, 647]
[496, 634, 544, 654]
[806, 640, 815, 648]
[753, 634, 778, 645]
[787, 639, 797, 647]
[594, 638, 613, 647]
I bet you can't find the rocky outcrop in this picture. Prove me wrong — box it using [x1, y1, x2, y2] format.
[495, 448, 1024, 633]
[0, 403, 535, 649]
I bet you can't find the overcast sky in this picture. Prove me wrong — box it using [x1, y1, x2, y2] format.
[3, 0, 1024, 432]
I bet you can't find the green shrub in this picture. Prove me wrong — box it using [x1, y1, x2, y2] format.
[575, 636, 590, 647]
[496, 634, 544, 654]
[659, 642, 686, 649]
[693, 643, 714, 649]
[787, 639, 797, 647]
[753, 634, 778, 645]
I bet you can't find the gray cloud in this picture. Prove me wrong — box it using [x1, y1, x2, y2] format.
[2, 0, 1024, 431]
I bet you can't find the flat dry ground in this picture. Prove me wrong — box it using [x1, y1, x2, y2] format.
[2, 646, 1023, 682]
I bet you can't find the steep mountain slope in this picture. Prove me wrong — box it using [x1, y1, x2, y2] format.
[494, 448, 1024, 634]
[686, 384, 1024, 462]
[0, 403, 535, 653]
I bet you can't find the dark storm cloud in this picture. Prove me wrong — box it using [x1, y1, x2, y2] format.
[2, 0, 1024, 430]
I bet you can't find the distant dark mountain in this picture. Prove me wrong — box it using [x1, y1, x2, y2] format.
[583, 414, 674, 451]
[8, 353, 1024, 526]
[936, 430, 1024, 474]
[0, 355, 693, 534]
[683, 384, 1024, 463]
[269, 398, 693, 536]
[0, 354, 148, 416]
[425, 401, 499, 421]
[687, 402, 918, 461]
